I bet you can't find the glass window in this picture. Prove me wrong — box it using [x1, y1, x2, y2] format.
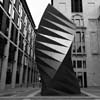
[20, 21, 24, 34]
[73, 60, 76, 68]
[72, 44, 76, 53]
[8, 4, 12, 15]
[6, 43, 16, 84]
[14, 9, 19, 26]
[71, 0, 83, 12]
[83, 60, 86, 68]
[19, 21, 22, 30]
[19, 33, 24, 50]
[13, 0, 16, 4]
[76, 31, 81, 42]
[77, 60, 82, 68]
[0, 35, 7, 57]
[24, 29, 27, 38]
[10, 23, 18, 44]
[77, 43, 82, 53]
[22, 8, 25, 21]
[0, 7, 10, 36]
[16, 50, 23, 84]
[82, 32, 85, 42]
[12, 8, 15, 19]
[29, 24, 31, 33]
[17, 17, 20, 27]
[0, 0, 3, 3]
[19, 3, 22, 17]
[24, 16, 27, 26]
[23, 40, 26, 51]
[83, 45, 85, 53]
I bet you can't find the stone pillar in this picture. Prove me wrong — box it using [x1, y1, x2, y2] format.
[19, 54, 24, 86]
[0, 43, 9, 89]
[29, 67, 32, 85]
[25, 58, 28, 87]
[11, 49, 18, 88]
[25, 66, 28, 87]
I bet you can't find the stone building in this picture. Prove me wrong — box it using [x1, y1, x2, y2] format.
[0, 0, 39, 90]
[52, 0, 100, 87]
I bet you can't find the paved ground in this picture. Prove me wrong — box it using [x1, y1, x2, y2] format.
[0, 87, 41, 97]
[81, 87, 100, 98]
[0, 87, 100, 100]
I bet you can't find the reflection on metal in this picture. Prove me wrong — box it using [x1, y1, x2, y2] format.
[36, 4, 80, 96]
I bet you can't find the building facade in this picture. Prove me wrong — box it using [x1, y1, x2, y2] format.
[0, 0, 39, 90]
[52, 0, 100, 87]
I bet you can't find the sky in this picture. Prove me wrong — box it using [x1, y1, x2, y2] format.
[26, 0, 51, 28]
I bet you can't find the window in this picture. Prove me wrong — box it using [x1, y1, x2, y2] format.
[17, 18, 20, 27]
[51, 0, 53, 5]
[9, 4, 12, 15]
[24, 29, 27, 38]
[14, 9, 19, 26]
[76, 31, 81, 42]
[0, 7, 10, 36]
[0, 0, 3, 3]
[77, 43, 82, 53]
[82, 32, 85, 42]
[20, 21, 24, 34]
[72, 44, 76, 53]
[73, 60, 76, 68]
[19, 3, 22, 17]
[19, 21, 22, 30]
[12, 8, 15, 19]
[83, 60, 86, 68]
[19, 34, 24, 50]
[77, 60, 82, 68]
[24, 16, 27, 26]
[71, 0, 83, 12]
[13, 0, 16, 4]
[16, 50, 23, 84]
[10, 23, 18, 44]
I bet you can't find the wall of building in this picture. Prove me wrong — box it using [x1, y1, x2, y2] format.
[53, 0, 100, 87]
[0, 0, 39, 90]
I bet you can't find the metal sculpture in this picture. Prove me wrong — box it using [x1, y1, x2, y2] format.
[36, 4, 80, 96]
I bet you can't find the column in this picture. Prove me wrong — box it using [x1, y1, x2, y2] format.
[25, 57, 28, 87]
[19, 53, 24, 86]
[29, 68, 32, 86]
[25, 66, 28, 87]
[11, 49, 18, 88]
[0, 42, 9, 89]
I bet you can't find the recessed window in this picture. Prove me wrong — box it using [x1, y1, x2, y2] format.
[9, 4, 12, 15]
[13, 0, 16, 4]
[71, 0, 83, 12]
[12, 8, 15, 19]
[0, 8, 10, 36]
[73, 60, 76, 68]
[0, 0, 3, 3]
[10, 23, 18, 44]
[83, 60, 86, 68]
[77, 60, 82, 68]
[76, 31, 81, 42]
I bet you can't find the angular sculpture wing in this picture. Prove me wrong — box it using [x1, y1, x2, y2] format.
[36, 4, 80, 96]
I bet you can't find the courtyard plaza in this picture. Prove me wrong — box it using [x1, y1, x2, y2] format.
[0, 86, 100, 100]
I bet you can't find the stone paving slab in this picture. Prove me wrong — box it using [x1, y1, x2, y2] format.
[0, 96, 99, 100]
[0, 87, 40, 97]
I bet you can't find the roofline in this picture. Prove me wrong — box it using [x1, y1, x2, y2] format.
[20, 0, 35, 28]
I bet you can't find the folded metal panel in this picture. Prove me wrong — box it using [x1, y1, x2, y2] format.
[36, 4, 80, 96]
